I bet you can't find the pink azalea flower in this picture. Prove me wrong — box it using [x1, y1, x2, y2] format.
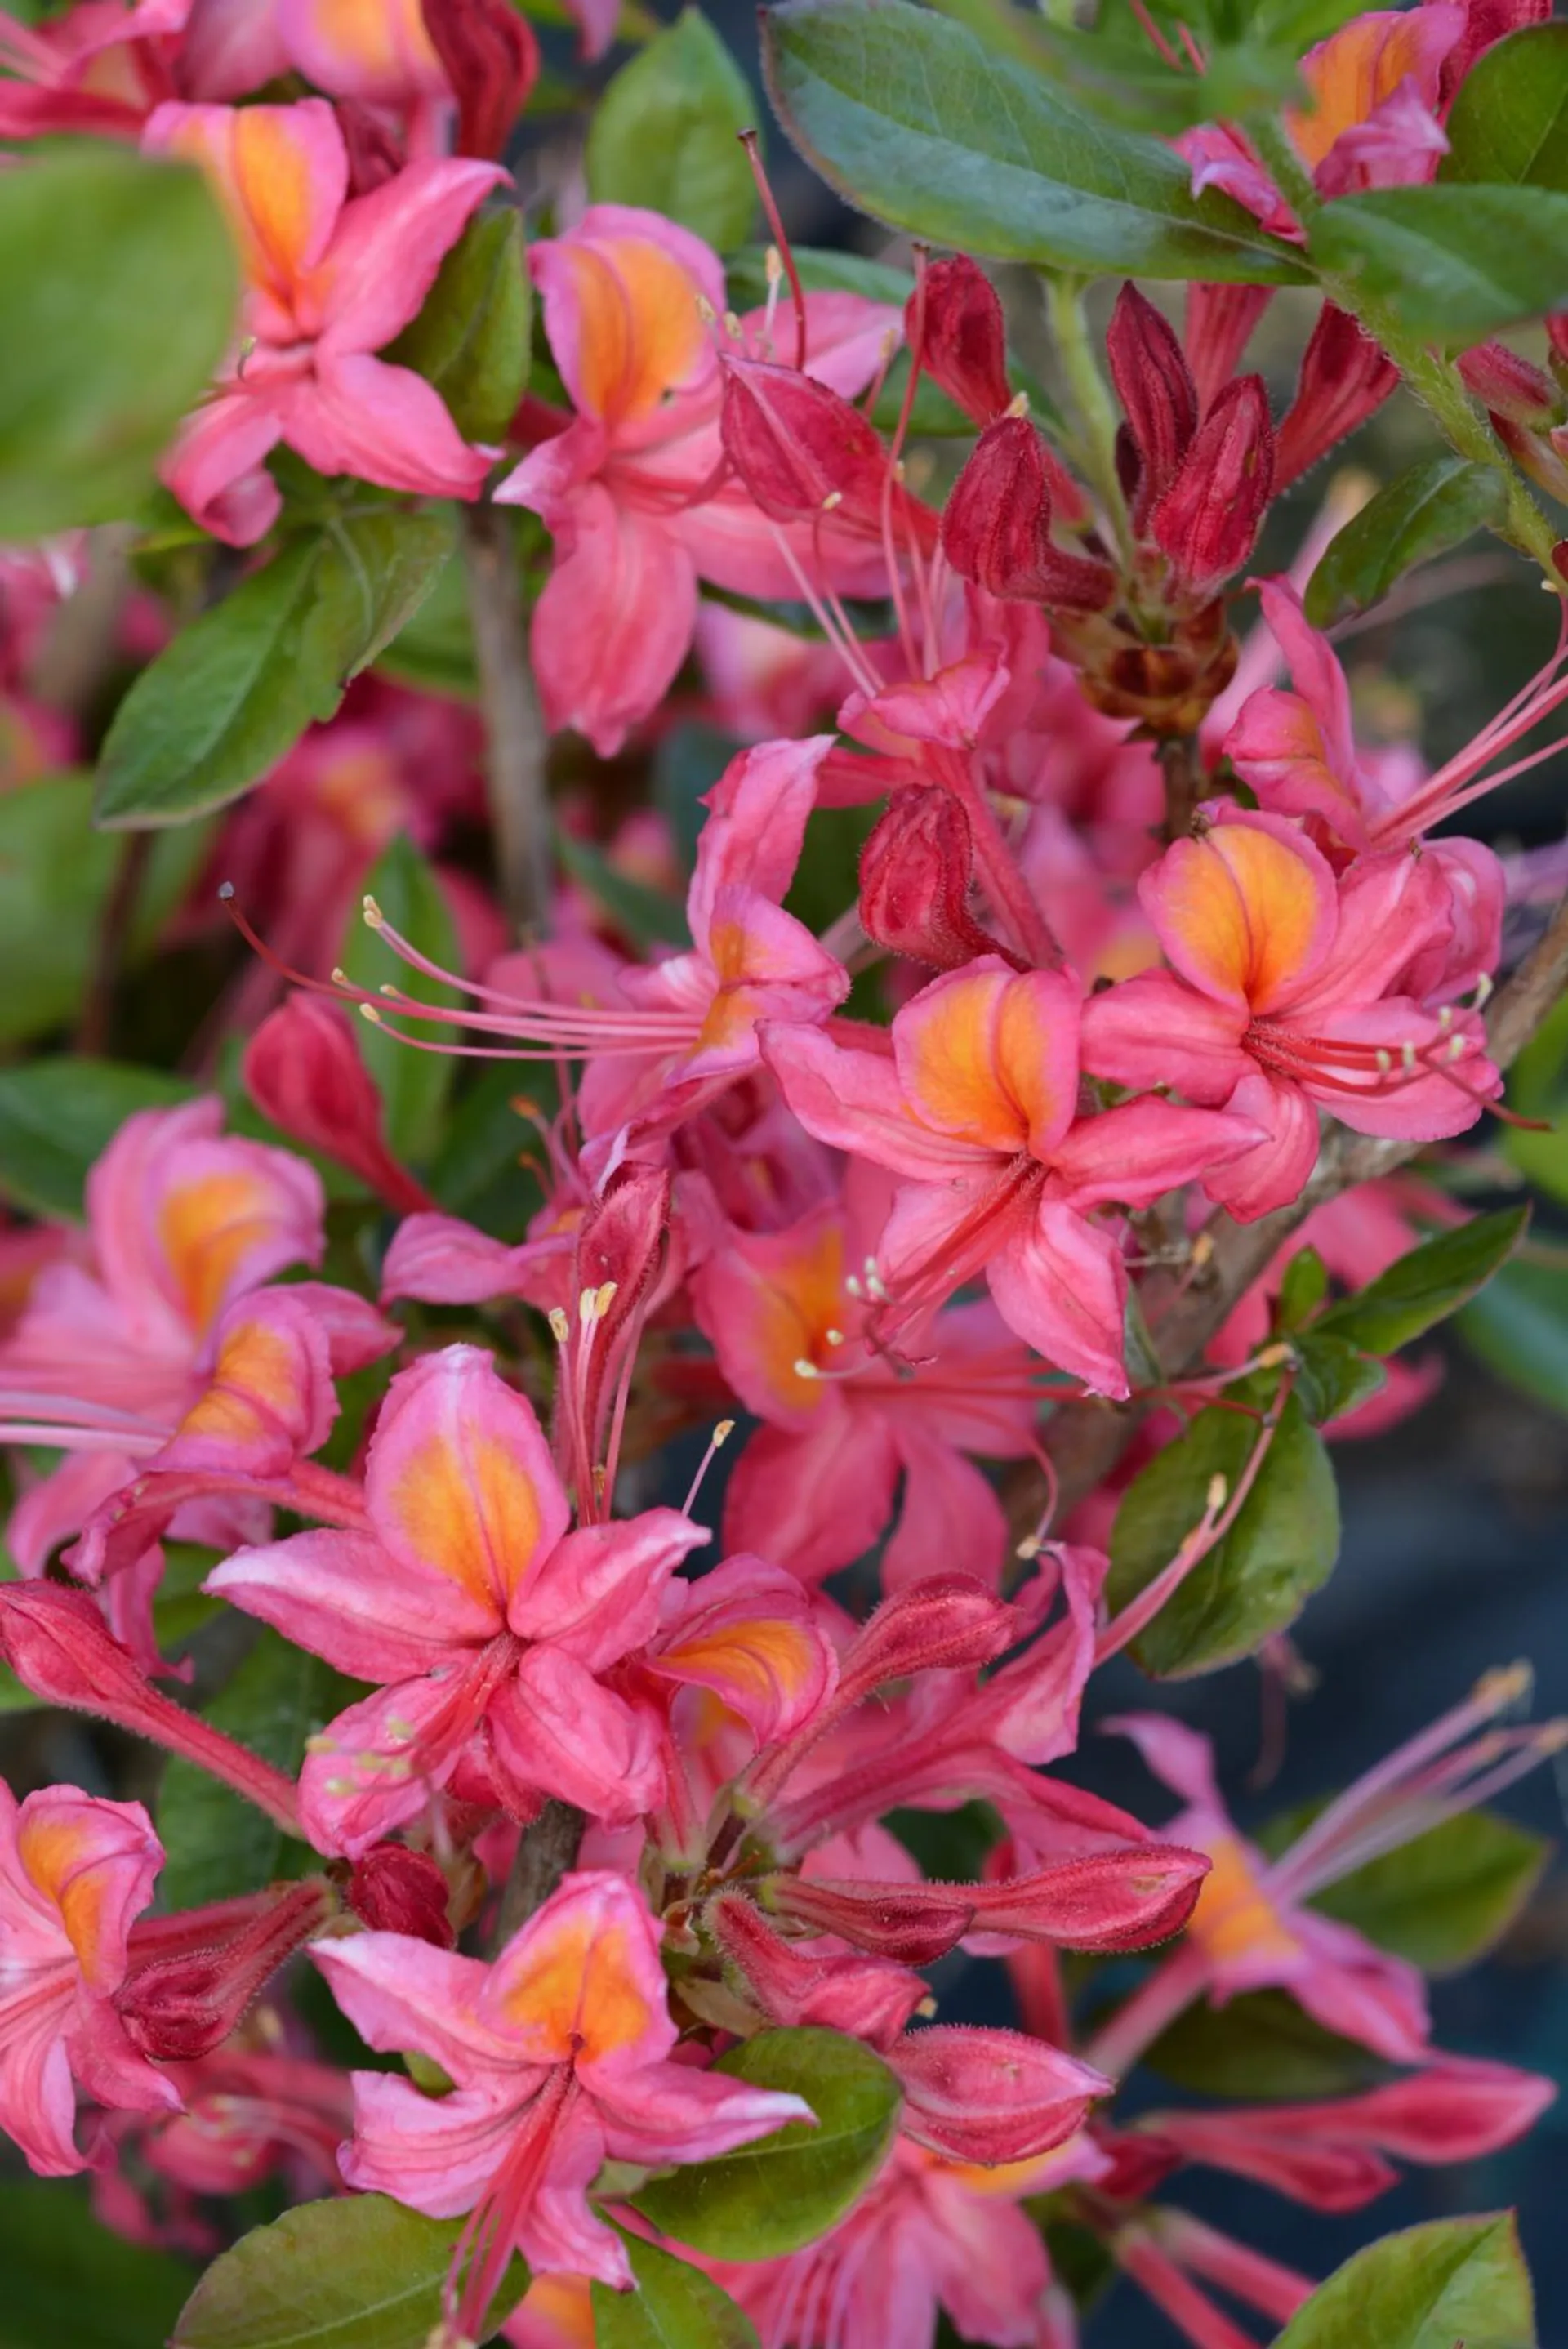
[1080, 809, 1500, 1221]
[1091, 1671, 1565, 2079]
[142, 99, 506, 544]
[0, 1781, 180, 2175]
[707, 2133, 1102, 2349]
[311, 1870, 812, 2332]
[494, 205, 902, 754]
[692, 1172, 1039, 1588]
[764, 958, 1260, 1395]
[206, 1345, 708, 1856]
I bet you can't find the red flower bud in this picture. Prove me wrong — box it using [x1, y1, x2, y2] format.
[858, 787, 1017, 971]
[967, 1844, 1210, 1952]
[347, 1844, 456, 1948]
[910, 255, 1010, 426]
[0, 1585, 302, 1834]
[835, 1575, 1022, 1705]
[118, 1879, 336, 2062]
[1107, 283, 1198, 529]
[1183, 283, 1273, 415]
[1151, 373, 1275, 597]
[243, 993, 430, 1214]
[721, 359, 938, 553]
[335, 100, 403, 196]
[420, 0, 539, 158]
[709, 1892, 924, 2049]
[764, 1874, 973, 1964]
[1458, 340, 1565, 428]
[941, 418, 1115, 612]
[1273, 305, 1397, 492]
[886, 2023, 1110, 2163]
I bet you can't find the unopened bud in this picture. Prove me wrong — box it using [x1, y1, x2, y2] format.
[858, 787, 1016, 972]
[941, 417, 1114, 613]
[1457, 341, 1564, 431]
[1106, 282, 1198, 531]
[720, 359, 936, 553]
[420, 0, 538, 158]
[1274, 305, 1397, 493]
[1151, 372, 1275, 598]
[243, 992, 430, 1214]
[910, 253, 1012, 427]
[118, 1878, 336, 2060]
[347, 1844, 455, 1948]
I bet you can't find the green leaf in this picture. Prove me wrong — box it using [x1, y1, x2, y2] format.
[761, 0, 1311, 282]
[158, 1630, 357, 1909]
[1503, 992, 1568, 1204]
[1307, 1808, 1552, 1972]
[1143, 1986, 1394, 2100]
[171, 2192, 528, 2349]
[588, 9, 759, 249]
[342, 836, 462, 1163]
[555, 828, 691, 950]
[428, 1063, 550, 1242]
[0, 1057, 195, 1220]
[374, 549, 477, 698]
[1459, 1255, 1568, 1415]
[635, 2027, 902, 2258]
[96, 508, 457, 827]
[1106, 1394, 1339, 1677]
[0, 775, 209, 1044]
[0, 2181, 194, 2349]
[0, 145, 238, 538]
[592, 2232, 760, 2349]
[1272, 2213, 1535, 2349]
[1440, 24, 1568, 192]
[1312, 184, 1568, 339]
[1275, 1244, 1328, 1331]
[385, 211, 531, 443]
[1304, 457, 1509, 628]
[1289, 1331, 1387, 1426]
[1319, 1206, 1529, 1354]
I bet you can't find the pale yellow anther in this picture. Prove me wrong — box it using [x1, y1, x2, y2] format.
[1256, 1342, 1294, 1370]
[359, 1002, 384, 1027]
[1448, 1034, 1468, 1061]
[764, 245, 783, 287]
[1473, 1661, 1531, 1710]
[1474, 971, 1494, 1008]
[1005, 389, 1030, 418]
[1206, 1473, 1229, 1514]
[825, 1327, 844, 1347]
[1191, 1232, 1215, 1268]
[1015, 1535, 1042, 1560]
[821, 489, 844, 512]
[1401, 1041, 1418, 1073]
[793, 1358, 820, 1380]
[595, 1279, 618, 1318]
[714, 1418, 736, 1446]
[1438, 1005, 1454, 1032]
[331, 965, 350, 986]
[694, 292, 718, 325]
[1375, 1047, 1392, 1074]
[723, 310, 744, 341]
[362, 894, 384, 928]
[548, 1306, 571, 1344]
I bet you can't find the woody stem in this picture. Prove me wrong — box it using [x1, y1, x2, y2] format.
[1042, 274, 1136, 568]
[461, 502, 555, 939]
[492, 1799, 584, 1950]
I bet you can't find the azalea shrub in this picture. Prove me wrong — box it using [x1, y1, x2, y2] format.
[2, 0, 1568, 2342]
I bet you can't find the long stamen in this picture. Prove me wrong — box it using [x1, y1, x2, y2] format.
[739, 131, 806, 371]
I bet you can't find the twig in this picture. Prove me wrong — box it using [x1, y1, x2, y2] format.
[1019, 889, 1568, 1524]
[76, 831, 153, 1055]
[1159, 734, 1205, 843]
[492, 1799, 584, 1950]
[460, 503, 553, 938]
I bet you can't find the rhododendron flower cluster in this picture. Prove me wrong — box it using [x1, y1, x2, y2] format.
[1, 0, 1566, 2341]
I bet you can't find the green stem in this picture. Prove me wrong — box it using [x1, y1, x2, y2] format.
[1043, 273, 1134, 567]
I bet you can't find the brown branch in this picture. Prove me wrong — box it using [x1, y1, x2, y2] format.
[76, 831, 154, 1056]
[1020, 889, 1568, 1525]
[492, 1799, 583, 1950]
[461, 502, 553, 938]
[1159, 733, 1205, 844]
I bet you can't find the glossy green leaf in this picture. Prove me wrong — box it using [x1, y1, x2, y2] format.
[917, 0, 1302, 131]
[0, 145, 238, 537]
[1440, 24, 1568, 191]
[555, 828, 690, 949]
[428, 1063, 550, 1242]
[158, 1630, 358, 1908]
[1459, 1255, 1568, 1415]
[96, 508, 457, 827]
[635, 2027, 902, 2258]
[588, 9, 758, 249]
[0, 775, 209, 1045]
[374, 550, 477, 698]
[172, 2192, 528, 2349]
[1308, 1808, 1551, 1972]
[341, 836, 462, 1164]
[761, 0, 1311, 281]
[0, 2181, 194, 2349]
[1106, 1394, 1339, 1676]
[1276, 1244, 1329, 1331]
[1502, 992, 1568, 1204]
[1304, 456, 1508, 628]
[1289, 1331, 1388, 1426]
[1320, 1206, 1529, 1354]
[0, 1057, 195, 1220]
[1312, 184, 1568, 339]
[592, 2232, 760, 2349]
[385, 211, 531, 443]
[1143, 1986, 1394, 2101]
[1273, 2213, 1535, 2349]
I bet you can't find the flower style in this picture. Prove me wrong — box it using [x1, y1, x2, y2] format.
[207, 1345, 708, 1855]
[495, 204, 902, 753]
[692, 1174, 1039, 1588]
[143, 99, 506, 543]
[765, 958, 1261, 1394]
[311, 1870, 813, 2333]
[0, 1781, 179, 2174]
[1080, 809, 1500, 1220]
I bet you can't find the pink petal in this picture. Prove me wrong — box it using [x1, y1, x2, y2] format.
[0, 1995, 80, 2176]
[339, 2073, 522, 2217]
[160, 392, 284, 547]
[299, 1670, 487, 1856]
[1053, 1097, 1269, 1210]
[483, 1872, 675, 2073]
[508, 1509, 707, 1664]
[1079, 968, 1250, 1107]
[687, 736, 836, 952]
[647, 1556, 836, 1745]
[883, 1433, 1008, 1594]
[206, 1528, 486, 1678]
[528, 204, 724, 428]
[523, 484, 697, 757]
[282, 352, 494, 501]
[311, 1932, 518, 2082]
[365, 1346, 567, 1621]
[275, 0, 447, 104]
[1200, 1071, 1322, 1221]
[488, 1649, 663, 1823]
[763, 1025, 994, 1179]
[990, 1199, 1130, 1398]
[595, 2056, 813, 2166]
[317, 158, 507, 357]
[723, 1409, 900, 1585]
[156, 1287, 336, 1480]
[381, 1213, 570, 1307]
[145, 98, 348, 283]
